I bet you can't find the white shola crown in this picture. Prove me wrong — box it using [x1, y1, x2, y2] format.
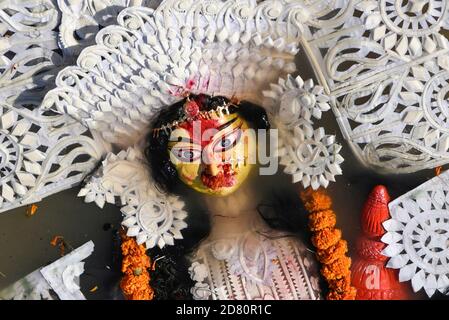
[40, 1, 341, 249]
[2, 0, 341, 248]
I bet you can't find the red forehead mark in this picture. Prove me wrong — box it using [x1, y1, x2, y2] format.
[177, 94, 223, 147]
[179, 117, 220, 147]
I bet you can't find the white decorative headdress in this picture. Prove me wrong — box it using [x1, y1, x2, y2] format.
[36, 1, 343, 249]
[2, 0, 342, 248]
[29, 1, 449, 251]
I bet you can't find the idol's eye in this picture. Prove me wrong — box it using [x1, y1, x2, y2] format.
[213, 129, 242, 153]
[171, 148, 201, 162]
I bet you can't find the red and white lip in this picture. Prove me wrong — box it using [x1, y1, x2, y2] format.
[200, 163, 236, 190]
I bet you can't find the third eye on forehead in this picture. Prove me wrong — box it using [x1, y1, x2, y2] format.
[169, 116, 239, 144]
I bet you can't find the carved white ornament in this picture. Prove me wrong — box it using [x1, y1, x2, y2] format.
[0, 0, 165, 213]
[299, 0, 449, 173]
[0, 0, 60, 107]
[0, 0, 343, 263]
[264, 75, 343, 189]
[382, 171, 449, 297]
[0, 0, 160, 108]
[58, 0, 159, 56]
[0, 1, 95, 211]
[0, 241, 94, 300]
[41, 2, 303, 147]
[0, 103, 103, 212]
[78, 147, 187, 249]
[42, 1, 343, 248]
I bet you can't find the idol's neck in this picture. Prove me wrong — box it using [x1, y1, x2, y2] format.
[202, 181, 268, 240]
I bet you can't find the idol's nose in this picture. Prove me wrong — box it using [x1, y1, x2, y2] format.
[205, 163, 220, 176]
[202, 150, 221, 176]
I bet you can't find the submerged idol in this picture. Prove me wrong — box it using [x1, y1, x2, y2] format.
[146, 94, 321, 300]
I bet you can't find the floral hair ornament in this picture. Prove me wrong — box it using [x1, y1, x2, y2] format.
[152, 95, 239, 137]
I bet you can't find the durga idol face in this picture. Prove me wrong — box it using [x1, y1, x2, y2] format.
[167, 99, 256, 197]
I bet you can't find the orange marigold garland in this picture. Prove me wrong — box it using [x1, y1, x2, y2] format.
[300, 187, 356, 300]
[120, 231, 154, 300]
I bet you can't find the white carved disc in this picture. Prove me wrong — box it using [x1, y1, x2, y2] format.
[263, 75, 343, 189]
[300, 0, 449, 173]
[78, 147, 187, 249]
[379, 0, 449, 37]
[383, 170, 449, 297]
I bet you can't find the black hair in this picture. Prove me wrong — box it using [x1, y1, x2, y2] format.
[143, 94, 313, 299]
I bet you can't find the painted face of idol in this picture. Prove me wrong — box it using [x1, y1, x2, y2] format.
[168, 111, 256, 196]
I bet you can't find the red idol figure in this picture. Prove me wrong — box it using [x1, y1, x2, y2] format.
[352, 185, 410, 300]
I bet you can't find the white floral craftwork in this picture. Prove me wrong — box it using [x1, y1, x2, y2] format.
[58, 0, 159, 56]
[52, 0, 330, 248]
[41, 2, 302, 147]
[382, 171, 449, 297]
[78, 147, 187, 249]
[0, 0, 166, 215]
[358, 0, 449, 58]
[0, 102, 103, 213]
[264, 75, 343, 189]
[2, 0, 449, 219]
[299, 0, 449, 173]
[0, 1, 343, 262]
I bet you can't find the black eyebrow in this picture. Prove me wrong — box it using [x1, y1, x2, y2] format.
[169, 116, 239, 144]
[176, 136, 193, 143]
[217, 116, 238, 131]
